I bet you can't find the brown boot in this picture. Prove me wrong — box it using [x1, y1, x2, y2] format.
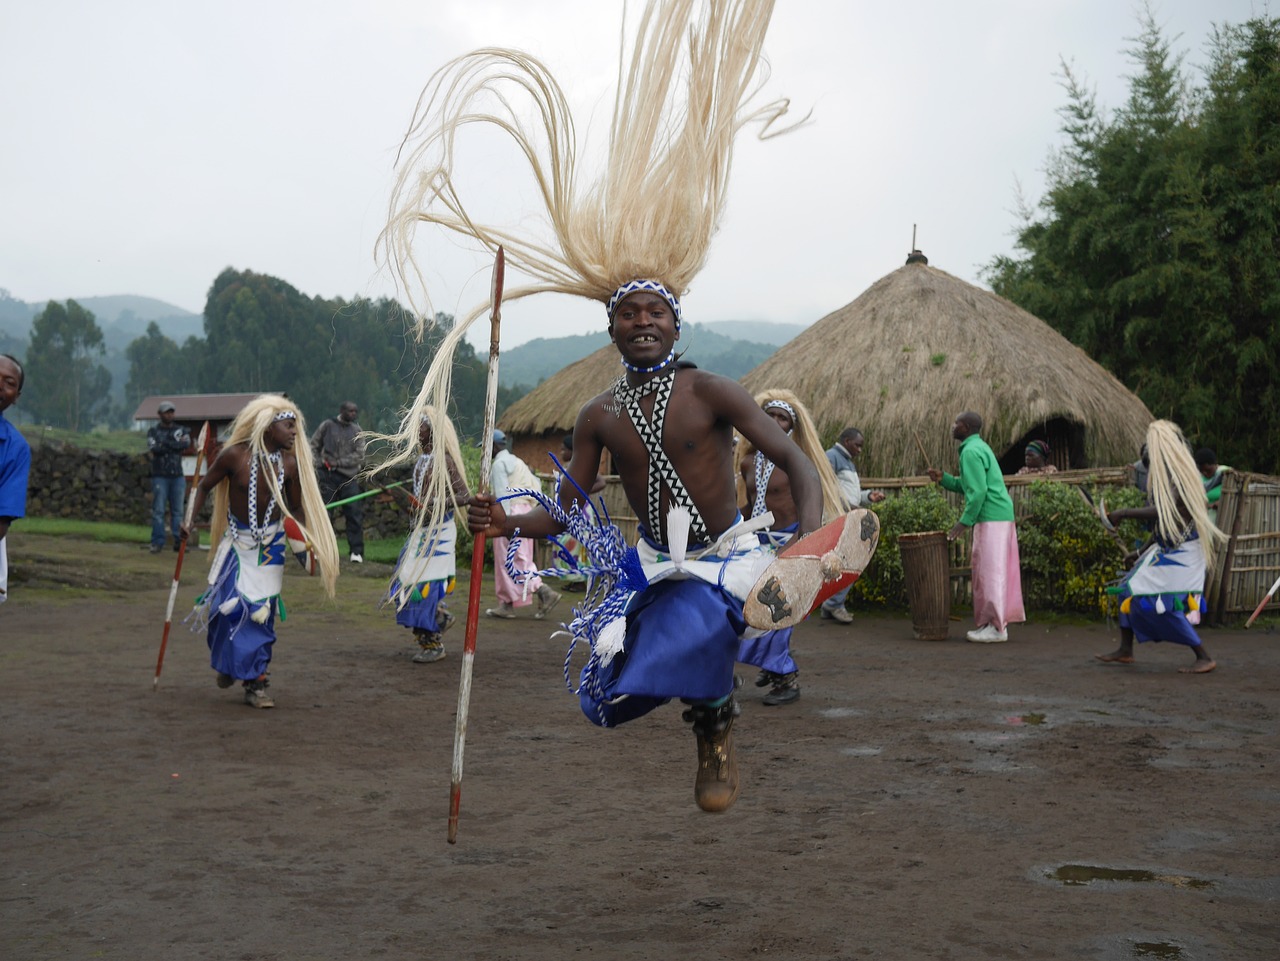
[683, 697, 740, 813]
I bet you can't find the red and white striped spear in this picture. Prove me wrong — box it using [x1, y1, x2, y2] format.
[449, 246, 505, 843]
[153, 420, 211, 691]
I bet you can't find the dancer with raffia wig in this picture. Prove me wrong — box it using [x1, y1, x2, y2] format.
[389, 409, 472, 664]
[378, 0, 820, 812]
[1096, 420, 1227, 674]
[736, 390, 845, 705]
[183, 395, 339, 708]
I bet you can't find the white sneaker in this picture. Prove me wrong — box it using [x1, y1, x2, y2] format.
[965, 624, 1008, 643]
[349, 553, 363, 564]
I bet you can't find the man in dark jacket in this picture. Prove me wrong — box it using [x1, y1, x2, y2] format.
[311, 400, 366, 563]
[147, 401, 190, 553]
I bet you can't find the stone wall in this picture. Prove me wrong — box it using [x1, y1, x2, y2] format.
[25, 442, 418, 540]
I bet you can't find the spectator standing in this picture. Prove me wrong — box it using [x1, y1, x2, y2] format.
[1129, 444, 1150, 494]
[1194, 448, 1231, 526]
[927, 411, 1025, 643]
[147, 401, 190, 553]
[0, 354, 31, 605]
[1016, 440, 1059, 476]
[820, 427, 884, 623]
[311, 401, 366, 563]
[485, 429, 560, 618]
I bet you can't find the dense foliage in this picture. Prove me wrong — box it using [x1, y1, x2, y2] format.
[122, 268, 521, 440]
[848, 486, 959, 608]
[984, 13, 1280, 473]
[1015, 481, 1148, 615]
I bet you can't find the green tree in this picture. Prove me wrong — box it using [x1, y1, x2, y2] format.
[985, 11, 1280, 472]
[25, 299, 112, 430]
[124, 322, 189, 412]
[193, 268, 512, 439]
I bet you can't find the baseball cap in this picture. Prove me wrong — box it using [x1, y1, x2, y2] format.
[158, 401, 176, 413]
[480, 429, 507, 447]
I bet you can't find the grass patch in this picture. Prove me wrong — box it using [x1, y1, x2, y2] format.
[18, 425, 147, 454]
[21, 517, 151, 543]
[17, 519, 432, 569]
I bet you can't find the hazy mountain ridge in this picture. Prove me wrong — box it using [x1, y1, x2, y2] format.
[0, 290, 203, 347]
[500, 319, 805, 388]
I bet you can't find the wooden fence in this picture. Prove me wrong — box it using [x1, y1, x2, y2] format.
[1206, 471, 1280, 622]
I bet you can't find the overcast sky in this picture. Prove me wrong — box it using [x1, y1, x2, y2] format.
[1, 0, 1267, 348]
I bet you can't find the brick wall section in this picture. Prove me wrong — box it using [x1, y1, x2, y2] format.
[25, 443, 417, 540]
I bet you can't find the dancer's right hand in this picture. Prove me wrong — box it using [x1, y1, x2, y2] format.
[467, 493, 508, 538]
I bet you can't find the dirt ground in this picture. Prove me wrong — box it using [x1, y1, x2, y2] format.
[2, 532, 1278, 961]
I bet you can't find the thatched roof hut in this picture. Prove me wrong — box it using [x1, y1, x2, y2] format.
[499, 344, 624, 473]
[741, 257, 1153, 476]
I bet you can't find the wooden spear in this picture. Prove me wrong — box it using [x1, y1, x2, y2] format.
[449, 246, 505, 843]
[1245, 574, 1280, 628]
[153, 420, 211, 691]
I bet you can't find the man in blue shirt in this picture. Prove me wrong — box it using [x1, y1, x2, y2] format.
[0, 354, 32, 604]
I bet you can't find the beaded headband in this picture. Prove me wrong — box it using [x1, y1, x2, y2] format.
[763, 399, 796, 422]
[273, 410, 297, 422]
[606, 279, 683, 330]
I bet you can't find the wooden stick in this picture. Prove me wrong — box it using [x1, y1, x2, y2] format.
[153, 420, 211, 691]
[1245, 573, 1280, 628]
[449, 246, 505, 844]
[912, 430, 932, 471]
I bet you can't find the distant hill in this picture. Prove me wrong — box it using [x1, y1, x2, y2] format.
[0, 290, 202, 348]
[500, 331, 613, 388]
[698, 319, 805, 347]
[499, 320, 786, 390]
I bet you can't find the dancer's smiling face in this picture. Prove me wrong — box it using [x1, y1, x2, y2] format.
[610, 291, 679, 367]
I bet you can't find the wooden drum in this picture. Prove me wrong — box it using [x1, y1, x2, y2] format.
[898, 531, 951, 641]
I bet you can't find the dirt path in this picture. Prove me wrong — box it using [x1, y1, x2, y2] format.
[2, 534, 1278, 960]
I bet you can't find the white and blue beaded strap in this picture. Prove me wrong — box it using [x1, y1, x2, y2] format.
[606, 279, 682, 330]
[244, 451, 285, 543]
[273, 410, 297, 422]
[752, 450, 775, 520]
[413, 453, 432, 498]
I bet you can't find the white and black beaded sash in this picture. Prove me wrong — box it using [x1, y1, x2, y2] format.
[611, 368, 709, 544]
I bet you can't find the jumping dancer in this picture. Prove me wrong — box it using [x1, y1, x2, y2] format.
[380, 1, 818, 812]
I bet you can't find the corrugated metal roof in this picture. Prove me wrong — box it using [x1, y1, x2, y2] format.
[133, 392, 289, 422]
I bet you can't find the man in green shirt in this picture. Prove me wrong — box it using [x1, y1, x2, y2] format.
[926, 412, 1025, 643]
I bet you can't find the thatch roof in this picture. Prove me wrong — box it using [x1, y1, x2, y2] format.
[741, 261, 1153, 476]
[499, 344, 624, 435]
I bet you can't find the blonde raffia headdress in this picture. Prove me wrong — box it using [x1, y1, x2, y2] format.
[1145, 419, 1227, 569]
[208, 394, 340, 598]
[377, 0, 801, 529]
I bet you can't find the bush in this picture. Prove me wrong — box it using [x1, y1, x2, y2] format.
[849, 486, 959, 610]
[1012, 481, 1148, 616]
[847, 480, 1151, 615]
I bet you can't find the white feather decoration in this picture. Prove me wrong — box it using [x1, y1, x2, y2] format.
[217, 596, 240, 617]
[250, 603, 271, 625]
[666, 505, 692, 570]
[595, 617, 627, 668]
